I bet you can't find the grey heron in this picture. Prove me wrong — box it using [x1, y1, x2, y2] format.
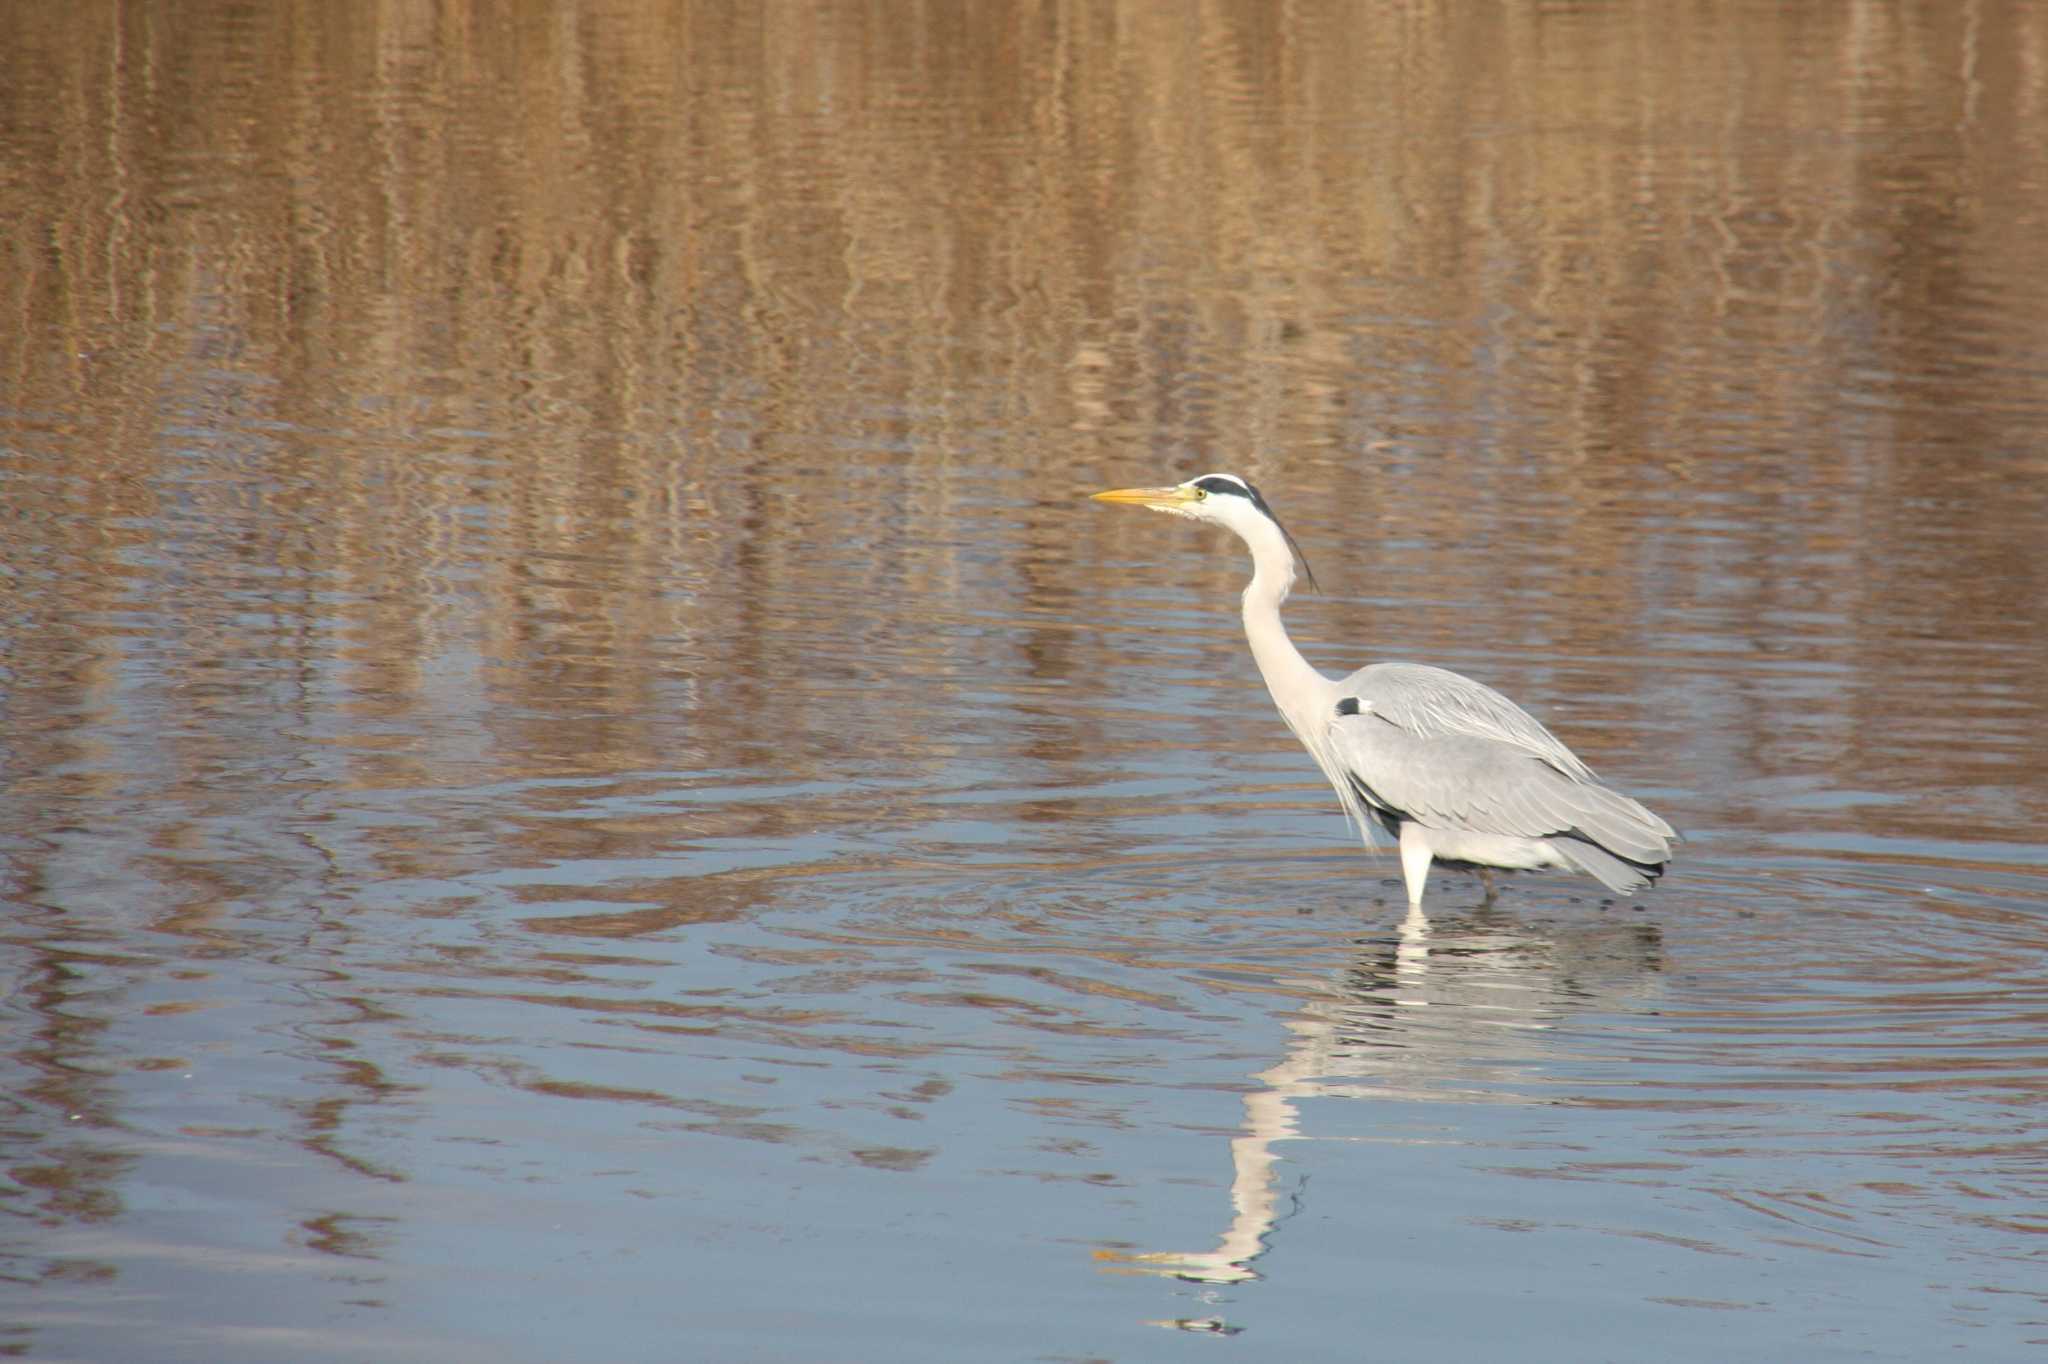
[1091, 474, 1675, 911]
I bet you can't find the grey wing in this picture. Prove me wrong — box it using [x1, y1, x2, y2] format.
[1340, 662, 1596, 781]
[1327, 663, 1675, 867]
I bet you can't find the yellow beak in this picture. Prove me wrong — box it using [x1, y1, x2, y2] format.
[1089, 484, 1196, 509]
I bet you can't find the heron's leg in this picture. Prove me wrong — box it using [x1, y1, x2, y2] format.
[1396, 823, 1432, 912]
[1477, 868, 1498, 906]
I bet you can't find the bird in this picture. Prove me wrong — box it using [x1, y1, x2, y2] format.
[1090, 473, 1675, 912]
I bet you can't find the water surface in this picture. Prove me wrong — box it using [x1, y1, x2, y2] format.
[3, 3, 2047, 1360]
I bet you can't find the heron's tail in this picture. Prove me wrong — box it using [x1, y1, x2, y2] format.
[1550, 832, 1668, 895]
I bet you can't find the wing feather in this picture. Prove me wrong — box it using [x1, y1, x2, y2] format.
[1326, 663, 1674, 865]
[1335, 662, 1596, 780]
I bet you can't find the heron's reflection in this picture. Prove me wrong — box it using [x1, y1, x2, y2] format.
[1100, 903, 1663, 1285]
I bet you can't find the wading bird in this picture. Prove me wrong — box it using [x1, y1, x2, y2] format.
[1091, 474, 1674, 911]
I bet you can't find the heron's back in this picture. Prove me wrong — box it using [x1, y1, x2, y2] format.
[1338, 661, 1598, 782]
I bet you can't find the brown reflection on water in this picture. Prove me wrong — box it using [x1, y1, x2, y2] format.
[4, 2, 2041, 827]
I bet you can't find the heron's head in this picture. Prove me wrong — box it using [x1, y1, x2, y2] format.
[1090, 473, 1318, 591]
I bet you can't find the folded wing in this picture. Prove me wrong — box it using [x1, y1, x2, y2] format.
[1326, 663, 1675, 886]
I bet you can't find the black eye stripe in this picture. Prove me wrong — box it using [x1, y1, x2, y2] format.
[1185, 473, 1320, 593]
[1193, 475, 1274, 522]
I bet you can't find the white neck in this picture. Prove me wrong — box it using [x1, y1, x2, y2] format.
[1236, 513, 1330, 730]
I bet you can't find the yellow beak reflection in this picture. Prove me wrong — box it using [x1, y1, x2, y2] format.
[1090, 485, 1197, 509]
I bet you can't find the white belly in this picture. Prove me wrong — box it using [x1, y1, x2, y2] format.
[1405, 825, 1569, 872]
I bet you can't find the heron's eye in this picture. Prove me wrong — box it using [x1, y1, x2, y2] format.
[1192, 487, 1207, 500]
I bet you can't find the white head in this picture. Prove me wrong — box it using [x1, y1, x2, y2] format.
[1090, 472, 1318, 591]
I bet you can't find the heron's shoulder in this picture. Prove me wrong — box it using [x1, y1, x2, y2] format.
[1335, 661, 1499, 704]
[1330, 662, 1593, 778]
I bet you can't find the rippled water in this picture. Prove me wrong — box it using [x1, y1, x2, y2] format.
[4, 3, 2048, 1360]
